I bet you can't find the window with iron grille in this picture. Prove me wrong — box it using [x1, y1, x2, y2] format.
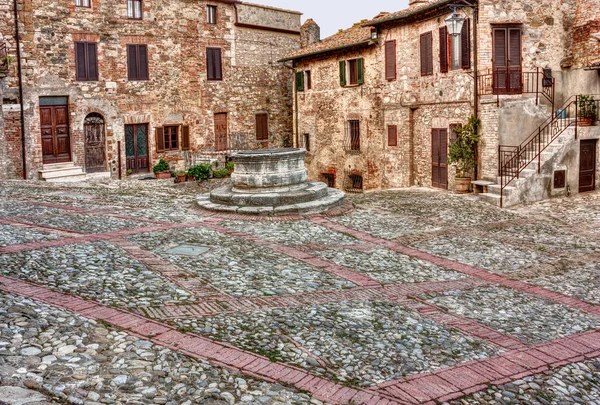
[345, 120, 360, 152]
[343, 170, 363, 193]
[127, 0, 142, 19]
[127, 44, 149, 81]
[322, 173, 335, 188]
[76, 0, 90, 7]
[207, 47, 222, 81]
[207, 5, 217, 24]
[75, 42, 98, 81]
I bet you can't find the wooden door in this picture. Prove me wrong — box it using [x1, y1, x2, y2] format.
[214, 113, 228, 151]
[125, 124, 149, 173]
[84, 113, 106, 173]
[492, 27, 522, 94]
[40, 104, 71, 164]
[579, 140, 597, 193]
[432, 129, 448, 189]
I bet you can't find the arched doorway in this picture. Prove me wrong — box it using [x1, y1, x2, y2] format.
[84, 113, 107, 173]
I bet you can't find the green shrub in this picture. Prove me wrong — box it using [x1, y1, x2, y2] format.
[225, 161, 234, 172]
[213, 168, 231, 178]
[448, 115, 480, 178]
[187, 163, 211, 181]
[152, 159, 170, 174]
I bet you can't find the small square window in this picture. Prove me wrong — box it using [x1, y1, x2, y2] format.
[207, 5, 217, 24]
[339, 58, 364, 87]
[127, 0, 142, 20]
[76, 0, 91, 7]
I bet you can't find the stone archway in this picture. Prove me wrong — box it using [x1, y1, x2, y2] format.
[84, 113, 107, 173]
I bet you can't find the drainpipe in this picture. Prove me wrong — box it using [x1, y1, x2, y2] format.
[473, 3, 479, 180]
[282, 61, 298, 148]
[13, 0, 26, 179]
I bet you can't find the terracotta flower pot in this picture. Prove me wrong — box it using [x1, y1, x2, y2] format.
[455, 177, 471, 194]
[155, 171, 171, 179]
[579, 116, 593, 127]
[175, 174, 187, 183]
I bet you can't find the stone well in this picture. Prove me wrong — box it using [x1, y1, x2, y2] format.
[197, 148, 345, 215]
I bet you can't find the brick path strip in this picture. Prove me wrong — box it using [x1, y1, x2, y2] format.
[311, 217, 600, 317]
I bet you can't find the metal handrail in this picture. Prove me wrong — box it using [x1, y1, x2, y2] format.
[497, 95, 599, 207]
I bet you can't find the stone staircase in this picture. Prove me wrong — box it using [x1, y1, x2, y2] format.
[38, 163, 110, 183]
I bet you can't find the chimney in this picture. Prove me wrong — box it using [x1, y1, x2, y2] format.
[300, 19, 320, 48]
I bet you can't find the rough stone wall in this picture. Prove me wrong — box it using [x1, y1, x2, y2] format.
[0, 0, 299, 179]
[571, 0, 600, 68]
[235, 3, 300, 33]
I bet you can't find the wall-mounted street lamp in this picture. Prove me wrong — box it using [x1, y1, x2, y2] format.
[370, 27, 378, 40]
[445, 7, 465, 36]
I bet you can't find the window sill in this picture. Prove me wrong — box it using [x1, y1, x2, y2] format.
[342, 83, 362, 88]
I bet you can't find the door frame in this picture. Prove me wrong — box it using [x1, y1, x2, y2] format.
[39, 96, 72, 165]
[579, 139, 597, 193]
[125, 123, 150, 174]
[214, 112, 228, 152]
[84, 113, 107, 173]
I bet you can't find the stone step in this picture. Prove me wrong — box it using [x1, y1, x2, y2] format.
[42, 162, 76, 171]
[487, 184, 516, 196]
[471, 180, 495, 187]
[39, 165, 85, 180]
[44, 173, 89, 183]
[479, 192, 501, 206]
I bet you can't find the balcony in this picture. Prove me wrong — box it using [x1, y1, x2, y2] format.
[478, 67, 554, 109]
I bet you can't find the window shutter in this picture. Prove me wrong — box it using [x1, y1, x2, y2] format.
[138, 45, 149, 80]
[508, 28, 521, 68]
[295, 71, 304, 91]
[357, 58, 364, 84]
[420, 33, 427, 76]
[207, 48, 214, 79]
[256, 113, 268, 140]
[493, 28, 506, 68]
[75, 42, 87, 80]
[388, 125, 398, 147]
[215, 48, 222, 80]
[181, 125, 190, 151]
[426, 32, 433, 75]
[339, 60, 346, 86]
[127, 44, 137, 80]
[155, 127, 165, 152]
[439, 26, 448, 73]
[87, 43, 98, 80]
[461, 18, 471, 69]
[385, 40, 396, 80]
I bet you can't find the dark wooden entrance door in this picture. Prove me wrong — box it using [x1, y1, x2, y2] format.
[432, 129, 448, 189]
[125, 124, 149, 173]
[84, 113, 106, 173]
[40, 104, 71, 164]
[580, 139, 597, 193]
[215, 113, 228, 152]
[492, 27, 522, 94]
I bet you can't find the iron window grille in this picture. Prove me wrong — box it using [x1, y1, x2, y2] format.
[343, 169, 363, 193]
[321, 173, 335, 188]
[344, 120, 361, 152]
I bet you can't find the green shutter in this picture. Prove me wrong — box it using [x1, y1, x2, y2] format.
[357, 58, 364, 85]
[339, 60, 346, 87]
[295, 71, 304, 91]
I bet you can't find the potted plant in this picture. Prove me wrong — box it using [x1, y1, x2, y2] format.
[187, 163, 211, 182]
[153, 159, 172, 179]
[448, 115, 481, 193]
[174, 170, 187, 183]
[577, 95, 597, 126]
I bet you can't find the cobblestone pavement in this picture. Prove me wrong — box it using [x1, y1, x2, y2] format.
[0, 179, 600, 405]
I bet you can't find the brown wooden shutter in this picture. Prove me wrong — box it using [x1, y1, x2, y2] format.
[439, 26, 448, 73]
[385, 40, 396, 80]
[508, 28, 521, 68]
[214, 48, 222, 80]
[87, 43, 98, 80]
[75, 42, 87, 80]
[155, 127, 165, 152]
[426, 32, 433, 75]
[138, 45, 149, 80]
[256, 113, 268, 140]
[181, 125, 190, 151]
[127, 44, 137, 80]
[461, 18, 471, 69]
[420, 32, 433, 76]
[388, 125, 398, 146]
[492, 28, 506, 69]
[420, 34, 427, 76]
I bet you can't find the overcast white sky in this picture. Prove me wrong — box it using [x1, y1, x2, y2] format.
[256, 0, 410, 38]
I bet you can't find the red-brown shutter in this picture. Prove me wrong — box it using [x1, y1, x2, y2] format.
[256, 113, 268, 140]
[87, 43, 98, 80]
[388, 125, 398, 146]
[385, 40, 396, 80]
[214, 48, 222, 80]
[420, 33, 427, 76]
[127, 44, 137, 80]
[181, 125, 190, 150]
[508, 28, 521, 68]
[155, 127, 165, 152]
[138, 45, 149, 80]
[439, 26, 448, 73]
[492, 28, 506, 69]
[461, 18, 471, 69]
[75, 42, 87, 80]
[420, 32, 433, 76]
[427, 32, 433, 75]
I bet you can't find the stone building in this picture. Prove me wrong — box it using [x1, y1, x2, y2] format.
[0, 0, 301, 180]
[284, 0, 600, 206]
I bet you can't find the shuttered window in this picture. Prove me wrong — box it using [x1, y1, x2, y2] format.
[492, 26, 522, 94]
[439, 27, 448, 73]
[349, 59, 358, 85]
[339, 60, 346, 86]
[306, 71, 312, 89]
[75, 42, 98, 81]
[385, 40, 396, 80]
[164, 126, 179, 150]
[388, 125, 398, 147]
[127, 44, 149, 81]
[207, 5, 217, 24]
[155, 127, 165, 153]
[344, 58, 364, 86]
[181, 125, 190, 151]
[461, 19, 471, 69]
[420, 31, 433, 76]
[256, 113, 268, 140]
[296, 71, 304, 91]
[127, 0, 142, 19]
[207, 47, 222, 81]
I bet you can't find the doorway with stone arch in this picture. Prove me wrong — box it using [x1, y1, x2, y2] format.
[84, 113, 107, 173]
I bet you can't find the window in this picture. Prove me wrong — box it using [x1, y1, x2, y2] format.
[344, 172, 363, 192]
[339, 58, 364, 86]
[388, 125, 398, 147]
[296, 71, 311, 91]
[76, 0, 90, 7]
[440, 19, 471, 72]
[322, 173, 335, 188]
[347, 120, 360, 151]
[256, 113, 268, 140]
[127, 0, 142, 19]
[385, 40, 396, 80]
[207, 47, 222, 81]
[305, 71, 312, 89]
[155, 126, 182, 152]
[303, 133, 310, 151]
[127, 44, 149, 81]
[492, 26, 522, 94]
[420, 31, 433, 76]
[207, 5, 217, 24]
[75, 42, 98, 81]
[439, 26, 448, 73]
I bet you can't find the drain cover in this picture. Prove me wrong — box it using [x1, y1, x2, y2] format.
[166, 244, 210, 256]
